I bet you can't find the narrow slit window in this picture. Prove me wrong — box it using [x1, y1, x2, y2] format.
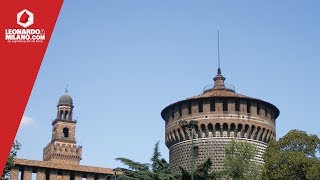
[178, 104, 182, 117]
[247, 101, 251, 113]
[198, 100, 203, 113]
[188, 102, 192, 114]
[223, 100, 228, 111]
[171, 108, 174, 119]
[235, 100, 240, 112]
[210, 99, 215, 111]
[257, 103, 260, 115]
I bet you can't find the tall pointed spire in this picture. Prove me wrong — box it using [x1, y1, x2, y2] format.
[217, 27, 221, 75]
[213, 27, 225, 89]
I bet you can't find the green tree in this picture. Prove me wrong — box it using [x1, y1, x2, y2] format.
[115, 141, 177, 180]
[223, 140, 262, 180]
[179, 158, 220, 180]
[2, 141, 21, 180]
[263, 129, 320, 180]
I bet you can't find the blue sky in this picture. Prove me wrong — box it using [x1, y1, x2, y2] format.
[16, 1, 320, 169]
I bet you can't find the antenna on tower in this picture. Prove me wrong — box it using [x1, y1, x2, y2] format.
[217, 26, 221, 75]
[65, 84, 69, 94]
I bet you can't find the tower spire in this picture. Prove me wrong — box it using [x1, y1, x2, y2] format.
[65, 84, 69, 94]
[213, 27, 225, 90]
[217, 27, 221, 75]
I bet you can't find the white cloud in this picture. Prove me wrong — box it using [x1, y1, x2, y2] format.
[20, 115, 34, 127]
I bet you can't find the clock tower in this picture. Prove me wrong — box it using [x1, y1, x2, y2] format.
[43, 92, 82, 165]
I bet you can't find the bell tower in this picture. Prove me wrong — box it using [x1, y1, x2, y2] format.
[43, 91, 82, 165]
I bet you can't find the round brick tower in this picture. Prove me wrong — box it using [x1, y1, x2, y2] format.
[161, 68, 280, 172]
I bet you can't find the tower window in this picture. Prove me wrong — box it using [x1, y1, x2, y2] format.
[198, 100, 203, 113]
[60, 110, 63, 119]
[62, 127, 69, 138]
[178, 104, 182, 117]
[171, 108, 174, 119]
[188, 102, 192, 114]
[64, 111, 69, 120]
[247, 101, 251, 113]
[235, 100, 240, 111]
[257, 103, 261, 115]
[223, 100, 228, 111]
[210, 99, 215, 111]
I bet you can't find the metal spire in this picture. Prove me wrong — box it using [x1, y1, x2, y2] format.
[217, 26, 221, 75]
[65, 84, 69, 94]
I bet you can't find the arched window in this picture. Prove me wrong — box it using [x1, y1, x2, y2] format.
[62, 127, 69, 138]
[230, 123, 236, 131]
[64, 111, 69, 120]
[215, 123, 221, 131]
[60, 110, 63, 119]
[223, 123, 228, 131]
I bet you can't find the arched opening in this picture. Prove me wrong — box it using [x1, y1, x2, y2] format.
[194, 125, 199, 138]
[173, 130, 178, 142]
[208, 123, 213, 137]
[230, 123, 236, 131]
[237, 123, 243, 138]
[244, 124, 249, 138]
[177, 128, 183, 141]
[215, 123, 221, 131]
[64, 111, 69, 120]
[222, 123, 228, 137]
[255, 126, 261, 140]
[200, 124, 206, 138]
[215, 123, 221, 137]
[250, 125, 255, 139]
[223, 123, 228, 131]
[62, 127, 69, 138]
[265, 129, 270, 142]
[60, 110, 63, 119]
[260, 128, 266, 141]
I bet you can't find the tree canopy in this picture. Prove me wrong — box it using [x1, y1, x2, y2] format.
[115, 141, 177, 180]
[2, 140, 20, 180]
[263, 129, 320, 180]
[223, 140, 262, 180]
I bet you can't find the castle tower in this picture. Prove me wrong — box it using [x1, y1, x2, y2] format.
[161, 68, 280, 172]
[43, 92, 82, 165]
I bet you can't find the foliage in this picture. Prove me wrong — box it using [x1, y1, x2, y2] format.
[223, 140, 262, 180]
[2, 140, 21, 180]
[179, 158, 221, 180]
[115, 141, 177, 180]
[263, 129, 320, 180]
